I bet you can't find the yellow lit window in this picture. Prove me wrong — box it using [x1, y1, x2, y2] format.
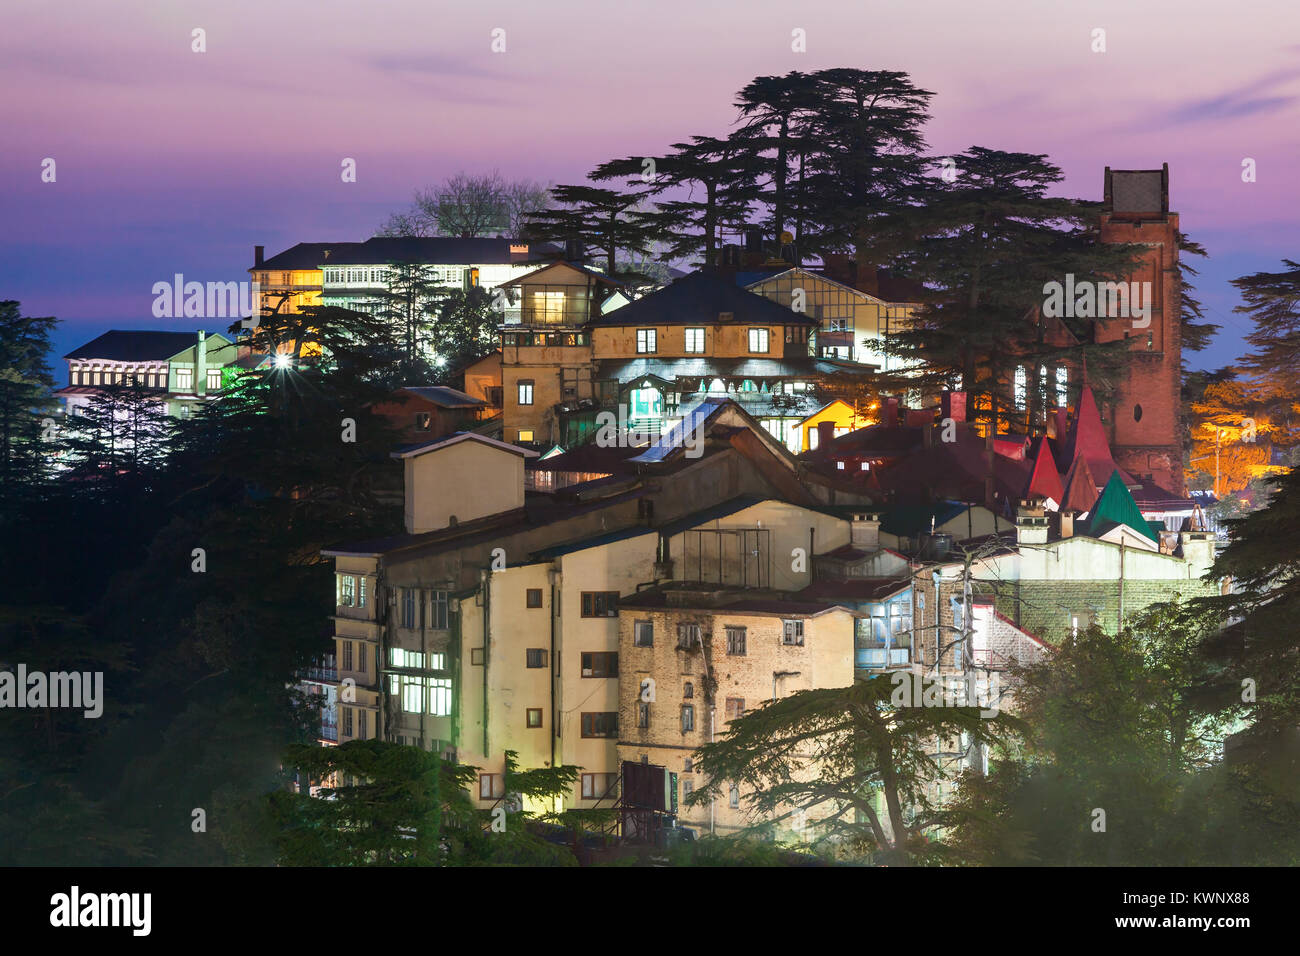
[518, 430, 534, 443]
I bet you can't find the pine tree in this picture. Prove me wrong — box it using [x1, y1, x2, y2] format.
[0, 301, 58, 519]
[523, 183, 653, 277]
[885, 147, 1142, 434]
[1232, 259, 1300, 450]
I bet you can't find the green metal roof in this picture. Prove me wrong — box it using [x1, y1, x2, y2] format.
[1087, 469, 1159, 543]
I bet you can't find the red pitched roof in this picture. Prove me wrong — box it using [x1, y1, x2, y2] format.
[1024, 441, 1064, 503]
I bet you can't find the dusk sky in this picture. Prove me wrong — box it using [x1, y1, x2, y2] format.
[3, 0, 1297, 375]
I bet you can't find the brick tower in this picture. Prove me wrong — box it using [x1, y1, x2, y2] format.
[1096, 164, 1184, 494]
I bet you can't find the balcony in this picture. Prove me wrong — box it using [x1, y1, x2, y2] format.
[856, 647, 912, 669]
[303, 665, 338, 683]
[319, 721, 338, 742]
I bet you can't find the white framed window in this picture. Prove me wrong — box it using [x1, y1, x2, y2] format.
[781, 620, 804, 646]
[206, 369, 222, 391]
[636, 328, 657, 353]
[748, 328, 770, 353]
[684, 327, 705, 353]
[517, 381, 534, 405]
[175, 367, 194, 392]
[337, 574, 356, 607]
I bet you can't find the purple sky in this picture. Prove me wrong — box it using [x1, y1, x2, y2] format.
[2, 0, 1297, 377]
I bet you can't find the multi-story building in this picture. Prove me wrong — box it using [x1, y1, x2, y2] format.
[249, 242, 353, 320]
[496, 261, 629, 446]
[319, 398, 878, 819]
[317, 237, 556, 319]
[57, 329, 248, 420]
[586, 271, 874, 452]
[743, 266, 922, 369]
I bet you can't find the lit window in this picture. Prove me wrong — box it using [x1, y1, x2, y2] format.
[206, 369, 222, 391]
[684, 328, 705, 353]
[338, 575, 356, 607]
[1014, 366, 1026, 410]
[479, 773, 505, 800]
[748, 328, 770, 353]
[518, 429, 534, 443]
[636, 329, 657, 353]
[175, 368, 194, 392]
[517, 381, 534, 405]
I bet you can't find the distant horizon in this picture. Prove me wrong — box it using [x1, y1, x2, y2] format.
[5, 0, 1297, 380]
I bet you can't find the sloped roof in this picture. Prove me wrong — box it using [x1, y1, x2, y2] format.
[1060, 454, 1101, 514]
[394, 386, 485, 408]
[585, 271, 817, 328]
[256, 242, 361, 271]
[391, 431, 538, 460]
[1024, 441, 1064, 503]
[65, 330, 226, 362]
[341, 237, 558, 266]
[1086, 470, 1159, 543]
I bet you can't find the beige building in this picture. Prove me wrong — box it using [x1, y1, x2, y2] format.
[616, 587, 858, 841]
[497, 261, 628, 446]
[319, 398, 878, 816]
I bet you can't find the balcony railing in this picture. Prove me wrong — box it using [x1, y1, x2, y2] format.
[303, 666, 338, 682]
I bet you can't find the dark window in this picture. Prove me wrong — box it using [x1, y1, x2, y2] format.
[634, 620, 653, 647]
[725, 626, 746, 656]
[415, 412, 432, 430]
[526, 708, 543, 728]
[581, 591, 619, 618]
[526, 588, 543, 608]
[526, 648, 548, 668]
[637, 701, 650, 728]
[681, 704, 695, 733]
[581, 652, 619, 678]
[1133, 403, 1143, 422]
[581, 712, 618, 738]
[725, 697, 745, 721]
[782, 619, 805, 646]
[470, 647, 484, 666]
[683, 681, 693, 699]
[430, 590, 448, 630]
[401, 589, 417, 628]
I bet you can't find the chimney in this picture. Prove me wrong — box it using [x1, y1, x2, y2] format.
[850, 513, 881, 550]
[254, 245, 264, 268]
[196, 330, 207, 398]
[744, 226, 764, 255]
[1059, 510, 1074, 539]
[564, 239, 585, 262]
[814, 420, 837, 452]
[884, 396, 899, 425]
[941, 390, 966, 424]
[1015, 499, 1049, 545]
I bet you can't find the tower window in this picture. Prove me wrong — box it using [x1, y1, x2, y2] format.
[1133, 403, 1143, 422]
